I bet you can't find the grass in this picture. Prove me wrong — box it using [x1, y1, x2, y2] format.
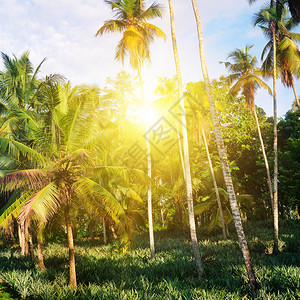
[0, 219, 299, 299]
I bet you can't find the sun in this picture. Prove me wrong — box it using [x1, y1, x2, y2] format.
[127, 103, 161, 127]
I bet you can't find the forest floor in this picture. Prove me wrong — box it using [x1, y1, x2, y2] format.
[0, 219, 299, 299]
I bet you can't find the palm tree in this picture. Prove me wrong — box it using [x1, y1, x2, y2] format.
[253, 3, 300, 254]
[221, 45, 274, 212]
[0, 52, 46, 147]
[0, 81, 139, 287]
[249, 0, 300, 22]
[168, 0, 204, 276]
[190, 0, 258, 291]
[96, 0, 166, 91]
[254, 5, 300, 110]
[97, 0, 166, 260]
[0, 52, 47, 255]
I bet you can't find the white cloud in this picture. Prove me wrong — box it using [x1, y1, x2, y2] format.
[0, 0, 298, 116]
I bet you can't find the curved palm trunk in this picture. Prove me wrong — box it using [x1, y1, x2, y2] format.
[202, 129, 227, 240]
[253, 109, 274, 210]
[138, 60, 155, 259]
[291, 78, 300, 111]
[168, 0, 204, 276]
[65, 203, 77, 287]
[271, 23, 279, 254]
[191, 0, 257, 291]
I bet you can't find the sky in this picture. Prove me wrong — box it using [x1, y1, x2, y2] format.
[0, 0, 299, 117]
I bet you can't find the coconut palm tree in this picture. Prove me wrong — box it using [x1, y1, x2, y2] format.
[221, 45, 274, 212]
[0, 81, 143, 287]
[0, 52, 46, 145]
[0, 52, 48, 255]
[190, 0, 258, 291]
[249, 0, 300, 22]
[254, 5, 300, 110]
[96, 0, 166, 91]
[253, 3, 300, 254]
[168, 0, 204, 276]
[97, 0, 166, 260]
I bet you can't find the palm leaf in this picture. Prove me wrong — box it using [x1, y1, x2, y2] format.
[0, 169, 49, 192]
[18, 182, 60, 225]
[0, 137, 46, 164]
[0, 191, 33, 228]
[75, 177, 126, 221]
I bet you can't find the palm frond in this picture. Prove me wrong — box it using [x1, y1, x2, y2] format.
[0, 169, 49, 192]
[0, 191, 33, 228]
[19, 182, 60, 225]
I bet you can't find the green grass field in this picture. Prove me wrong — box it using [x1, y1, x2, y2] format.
[0, 219, 299, 299]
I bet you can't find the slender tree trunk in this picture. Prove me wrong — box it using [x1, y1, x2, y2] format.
[24, 220, 29, 255]
[28, 229, 35, 262]
[202, 129, 227, 240]
[168, 0, 204, 276]
[177, 127, 186, 182]
[18, 222, 29, 255]
[37, 238, 46, 271]
[271, 23, 279, 254]
[191, 0, 257, 291]
[18, 223, 25, 256]
[65, 204, 77, 287]
[159, 178, 165, 226]
[138, 60, 155, 259]
[253, 109, 274, 210]
[291, 77, 300, 111]
[102, 217, 107, 245]
[111, 225, 118, 239]
[146, 133, 155, 259]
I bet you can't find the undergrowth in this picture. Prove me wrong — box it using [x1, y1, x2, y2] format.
[0, 219, 299, 299]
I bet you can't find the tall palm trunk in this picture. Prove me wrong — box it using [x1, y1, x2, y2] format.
[138, 60, 155, 259]
[271, 22, 279, 254]
[253, 108, 274, 210]
[290, 78, 300, 111]
[65, 202, 77, 287]
[202, 129, 227, 240]
[168, 0, 204, 276]
[190, 0, 257, 291]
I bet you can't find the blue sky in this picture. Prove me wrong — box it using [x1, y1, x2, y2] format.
[0, 0, 299, 117]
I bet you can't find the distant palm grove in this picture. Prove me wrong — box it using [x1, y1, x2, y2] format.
[0, 0, 299, 299]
